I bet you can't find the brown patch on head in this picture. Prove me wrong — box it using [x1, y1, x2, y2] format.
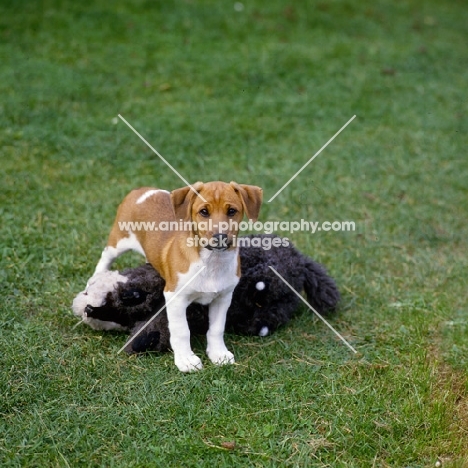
[189, 182, 243, 250]
[171, 181, 263, 250]
[170, 182, 204, 221]
[229, 182, 263, 222]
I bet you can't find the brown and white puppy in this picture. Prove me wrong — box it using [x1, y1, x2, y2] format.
[92, 181, 263, 372]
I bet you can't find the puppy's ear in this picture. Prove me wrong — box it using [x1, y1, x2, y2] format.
[230, 182, 263, 222]
[171, 182, 204, 220]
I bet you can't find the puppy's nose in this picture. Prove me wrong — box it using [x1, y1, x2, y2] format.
[210, 233, 228, 249]
[213, 233, 227, 242]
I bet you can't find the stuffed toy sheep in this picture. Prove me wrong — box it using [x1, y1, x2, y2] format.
[72, 235, 340, 353]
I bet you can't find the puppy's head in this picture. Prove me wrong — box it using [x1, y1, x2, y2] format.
[171, 181, 263, 251]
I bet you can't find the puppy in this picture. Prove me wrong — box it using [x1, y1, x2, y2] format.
[92, 181, 263, 372]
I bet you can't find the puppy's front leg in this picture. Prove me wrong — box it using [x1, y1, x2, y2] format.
[164, 292, 203, 372]
[206, 291, 235, 366]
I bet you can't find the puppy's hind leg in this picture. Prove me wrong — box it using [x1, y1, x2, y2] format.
[93, 245, 120, 275]
[93, 230, 146, 275]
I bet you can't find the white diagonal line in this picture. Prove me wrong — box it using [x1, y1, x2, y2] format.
[117, 114, 207, 202]
[117, 266, 206, 354]
[268, 115, 356, 203]
[72, 319, 85, 329]
[268, 266, 357, 354]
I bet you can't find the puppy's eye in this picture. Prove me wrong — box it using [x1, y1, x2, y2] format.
[227, 208, 237, 217]
[199, 208, 210, 217]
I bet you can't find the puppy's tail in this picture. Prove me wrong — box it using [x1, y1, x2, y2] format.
[302, 258, 340, 315]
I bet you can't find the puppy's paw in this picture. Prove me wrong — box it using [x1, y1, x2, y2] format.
[207, 348, 235, 366]
[174, 353, 203, 373]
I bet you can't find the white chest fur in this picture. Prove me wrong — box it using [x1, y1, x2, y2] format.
[177, 248, 239, 304]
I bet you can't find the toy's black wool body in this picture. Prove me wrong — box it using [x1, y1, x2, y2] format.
[228, 235, 340, 335]
[78, 235, 340, 353]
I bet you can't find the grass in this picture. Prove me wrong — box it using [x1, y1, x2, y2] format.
[1, 0, 467, 466]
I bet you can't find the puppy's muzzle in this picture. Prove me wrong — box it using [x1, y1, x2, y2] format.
[206, 233, 231, 251]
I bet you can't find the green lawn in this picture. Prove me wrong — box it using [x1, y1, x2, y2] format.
[1, 0, 467, 466]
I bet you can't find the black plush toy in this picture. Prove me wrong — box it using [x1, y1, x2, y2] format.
[72, 235, 340, 353]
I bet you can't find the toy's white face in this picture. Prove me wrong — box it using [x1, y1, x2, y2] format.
[82, 271, 126, 306]
[72, 271, 129, 331]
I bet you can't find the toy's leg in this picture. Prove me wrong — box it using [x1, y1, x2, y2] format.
[165, 292, 203, 372]
[206, 291, 235, 366]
